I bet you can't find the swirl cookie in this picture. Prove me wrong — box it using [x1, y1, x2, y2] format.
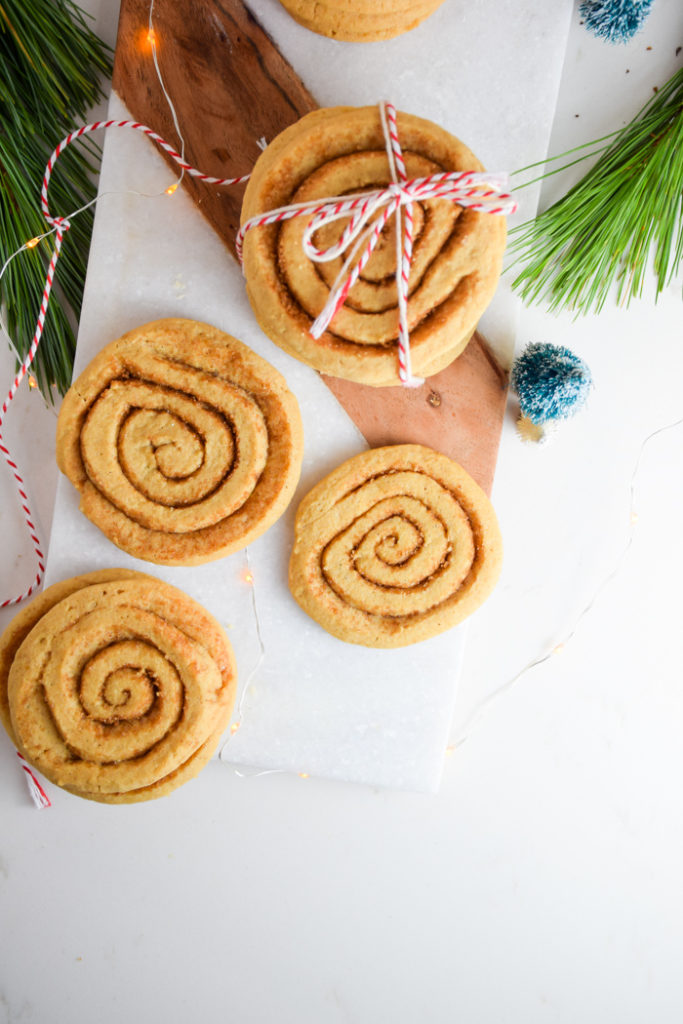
[289, 445, 502, 647]
[241, 106, 507, 386]
[0, 570, 237, 803]
[56, 318, 303, 565]
[277, 0, 445, 41]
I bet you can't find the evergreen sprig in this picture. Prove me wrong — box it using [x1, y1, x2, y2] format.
[508, 66, 683, 316]
[0, 0, 111, 399]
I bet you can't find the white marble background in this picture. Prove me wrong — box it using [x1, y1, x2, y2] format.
[0, 1, 682, 1021]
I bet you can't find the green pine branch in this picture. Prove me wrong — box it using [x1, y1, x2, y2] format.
[0, 0, 112, 400]
[508, 66, 683, 316]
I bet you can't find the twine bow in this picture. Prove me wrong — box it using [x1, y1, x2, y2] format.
[237, 101, 517, 386]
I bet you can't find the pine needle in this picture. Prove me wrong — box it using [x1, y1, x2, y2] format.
[508, 66, 683, 316]
[0, 0, 112, 400]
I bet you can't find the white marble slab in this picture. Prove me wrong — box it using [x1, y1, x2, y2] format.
[44, 0, 573, 791]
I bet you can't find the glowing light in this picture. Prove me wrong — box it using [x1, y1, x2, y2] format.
[230, 722, 240, 735]
[631, 511, 639, 525]
[242, 569, 254, 585]
[138, 27, 158, 52]
[25, 237, 41, 249]
[552, 643, 565, 656]
[299, 772, 309, 779]
[28, 376, 38, 389]
[165, 182, 179, 195]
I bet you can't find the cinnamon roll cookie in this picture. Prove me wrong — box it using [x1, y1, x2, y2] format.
[56, 319, 303, 565]
[240, 106, 507, 386]
[289, 445, 502, 647]
[0, 570, 237, 803]
[277, 0, 446, 41]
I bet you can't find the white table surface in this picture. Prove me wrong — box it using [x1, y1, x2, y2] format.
[1, 2, 682, 1021]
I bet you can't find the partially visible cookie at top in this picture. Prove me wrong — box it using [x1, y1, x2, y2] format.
[56, 318, 304, 565]
[241, 106, 508, 387]
[277, 0, 446, 41]
[289, 444, 503, 648]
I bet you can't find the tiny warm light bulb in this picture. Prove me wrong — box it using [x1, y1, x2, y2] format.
[631, 511, 639, 525]
[25, 237, 41, 249]
[299, 772, 309, 780]
[165, 181, 179, 195]
[147, 28, 157, 46]
[242, 568, 254, 584]
[28, 375, 38, 389]
[552, 642, 565, 656]
[230, 722, 240, 735]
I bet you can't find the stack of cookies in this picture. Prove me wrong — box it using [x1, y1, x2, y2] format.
[241, 106, 507, 387]
[277, 0, 446, 41]
[0, 571, 237, 803]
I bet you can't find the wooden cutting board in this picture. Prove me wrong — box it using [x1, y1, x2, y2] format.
[112, 0, 508, 495]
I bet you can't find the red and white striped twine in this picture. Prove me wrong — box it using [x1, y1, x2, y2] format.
[1, 118, 251, 612]
[237, 100, 517, 387]
[0, 225, 66, 609]
[40, 119, 251, 220]
[16, 752, 51, 809]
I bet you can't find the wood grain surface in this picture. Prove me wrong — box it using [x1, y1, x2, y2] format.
[112, 0, 508, 495]
[113, 0, 317, 245]
[323, 333, 507, 495]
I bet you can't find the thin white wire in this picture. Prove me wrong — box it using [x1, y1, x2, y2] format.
[148, 0, 186, 187]
[454, 412, 683, 749]
[218, 548, 265, 763]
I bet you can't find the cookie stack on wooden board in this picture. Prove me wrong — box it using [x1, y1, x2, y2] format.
[241, 106, 507, 387]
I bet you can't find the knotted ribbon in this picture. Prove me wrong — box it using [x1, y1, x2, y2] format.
[237, 100, 517, 386]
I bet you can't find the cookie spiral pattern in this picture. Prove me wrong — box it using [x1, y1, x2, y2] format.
[56, 319, 303, 565]
[241, 106, 507, 386]
[289, 445, 502, 647]
[277, 0, 446, 42]
[0, 570, 237, 803]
